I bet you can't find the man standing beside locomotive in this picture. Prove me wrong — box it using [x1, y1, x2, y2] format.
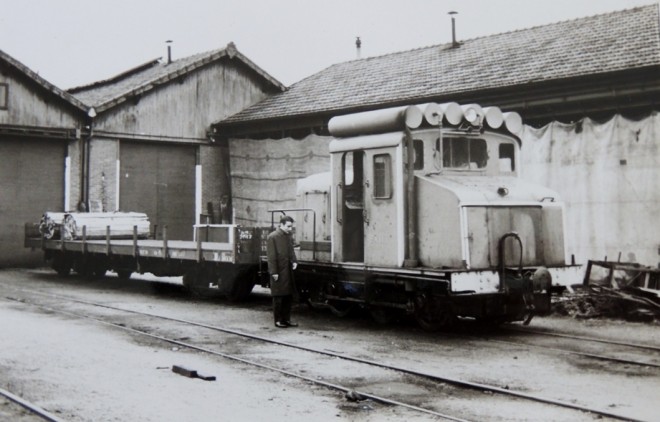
[267, 215, 298, 328]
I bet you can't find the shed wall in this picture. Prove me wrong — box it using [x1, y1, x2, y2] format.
[228, 134, 332, 226]
[0, 72, 79, 128]
[521, 113, 660, 267]
[92, 60, 272, 139]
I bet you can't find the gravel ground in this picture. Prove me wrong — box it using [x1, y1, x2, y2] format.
[1, 268, 658, 421]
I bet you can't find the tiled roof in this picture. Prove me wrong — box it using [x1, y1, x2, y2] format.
[69, 43, 286, 113]
[0, 49, 89, 113]
[221, 4, 660, 125]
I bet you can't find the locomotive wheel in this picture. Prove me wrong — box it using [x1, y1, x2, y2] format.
[413, 293, 454, 332]
[328, 300, 355, 317]
[415, 310, 454, 332]
[370, 307, 396, 325]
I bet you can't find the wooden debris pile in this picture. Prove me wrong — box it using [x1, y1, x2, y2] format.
[39, 212, 151, 240]
[552, 260, 660, 322]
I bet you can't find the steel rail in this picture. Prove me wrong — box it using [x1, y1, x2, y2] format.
[439, 330, 660, 369]
[502, 326, 660, 352]
[4, 296, 469, 422]
[6, 289, 647, 422]
[0, 387, 68, 422]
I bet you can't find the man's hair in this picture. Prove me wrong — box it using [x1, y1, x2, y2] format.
[280, 215, 294, 225]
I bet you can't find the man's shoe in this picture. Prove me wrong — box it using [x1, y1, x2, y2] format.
[285, 321, 298, 327]
[275, 321, 288, 328]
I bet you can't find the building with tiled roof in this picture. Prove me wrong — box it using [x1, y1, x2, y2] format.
[215, 4, 660, 138]
[218, 5, 660, 269]
[70, 42, 285, 114]
[0, 49, 90, 266]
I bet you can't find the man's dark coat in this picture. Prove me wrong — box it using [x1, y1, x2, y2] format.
[266, 228, 297, 296]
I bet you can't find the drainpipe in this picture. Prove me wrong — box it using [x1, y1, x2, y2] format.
[81, 107, 96, 211]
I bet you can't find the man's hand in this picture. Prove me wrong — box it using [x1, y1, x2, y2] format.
[272, 274, 279, 281]
[292, 262, 298, 270]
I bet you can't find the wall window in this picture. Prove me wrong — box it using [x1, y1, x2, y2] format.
[0, 83, 7, 110]
[373, 154, 392, 199]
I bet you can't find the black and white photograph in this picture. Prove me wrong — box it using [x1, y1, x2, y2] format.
[1, 0, 658, 420]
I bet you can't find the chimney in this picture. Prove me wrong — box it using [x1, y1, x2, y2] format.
[448, 11, 459, 48]
[355, 36, 362, 59]
[166, 40, 173, 64]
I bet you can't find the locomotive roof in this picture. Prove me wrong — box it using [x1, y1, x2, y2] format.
[217, 4, 660, 131]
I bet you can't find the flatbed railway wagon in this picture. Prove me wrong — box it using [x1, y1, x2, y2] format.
[24, 215, 264, 301]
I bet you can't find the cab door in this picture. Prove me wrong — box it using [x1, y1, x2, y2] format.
[363, 146, 404, 266]
[333, 150, 365, 263]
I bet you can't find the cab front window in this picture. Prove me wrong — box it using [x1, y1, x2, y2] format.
[439, 137, 488, 170]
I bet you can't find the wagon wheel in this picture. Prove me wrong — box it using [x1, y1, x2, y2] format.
[226, 278, 256, 302]
[116, 270, 132, 281]
[72, 257, 95, 279]
[92, 266, 108, 278]
[219, 266, 255, 302]
[51, 253, 72, 277]
[182, 268, 210, 297]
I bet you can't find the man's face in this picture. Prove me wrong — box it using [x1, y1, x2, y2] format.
[280, 221, 293, 235]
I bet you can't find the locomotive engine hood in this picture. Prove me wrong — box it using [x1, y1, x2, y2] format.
[415, 173, 567, 270]
[417, 174, 562, 205]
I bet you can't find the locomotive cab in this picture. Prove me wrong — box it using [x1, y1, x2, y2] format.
[325, 126, 566, 271]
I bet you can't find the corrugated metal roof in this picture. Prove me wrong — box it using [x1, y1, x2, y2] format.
[0, 49, 89, 113]
[220, 4, 660, 125]
[69, 43, 286, 113]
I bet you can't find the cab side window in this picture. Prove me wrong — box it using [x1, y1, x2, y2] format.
[498, 143, 515, 172]
[373, 154, 392, 199]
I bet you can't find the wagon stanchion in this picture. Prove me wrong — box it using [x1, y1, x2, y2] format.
[105, 226, 111, 256]
[82, 226, 88, 255]
[132, 226, 138, 258]
[162, 225, 168, 259]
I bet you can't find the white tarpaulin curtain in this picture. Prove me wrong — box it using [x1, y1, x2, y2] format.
[521, 112, 659, 266]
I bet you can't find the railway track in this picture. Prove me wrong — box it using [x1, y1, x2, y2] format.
[0, 387, 66, 422]
[502, 325, 660, 353]
[3, 285, 653, 422]
[451, 325, 660, 369]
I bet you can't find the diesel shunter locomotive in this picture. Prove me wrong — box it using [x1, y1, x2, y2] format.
[281, 102, 577, 329]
